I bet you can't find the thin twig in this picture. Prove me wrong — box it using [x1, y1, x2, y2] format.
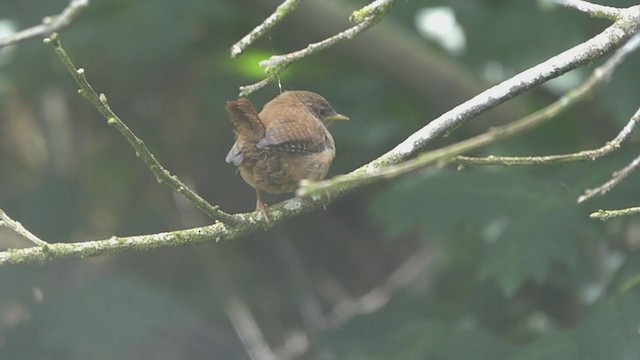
[239, 0, 396, 96]
[590, 206, 640, 221]
[238, 75, 279, 98]
[457, 106, 640, 166]
[231, 0, 304, 58]
[0, 0, 89, 50]
[554, 0, 621, 20]
[297, 20, 640, 197]
[0, 209, 48, 246]
[579, 153, 640, 203]
[45, 33, 239, 225]
[323, 248, 436, 328]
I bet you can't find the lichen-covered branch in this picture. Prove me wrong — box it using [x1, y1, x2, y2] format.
[45, 34, 239, 225]
[230, 0, 304, 58]
[349, 0, 395, 22]
[0, 194, 340, 267]
[0, 0, 89, 50]
[238, 0, 396, 96]
[0, 209, 48, 246]
[298, 6, 640, 197]
[590, 207, 640, 221]
[553, 0, 621, 20]
[0, 222, 231, 267]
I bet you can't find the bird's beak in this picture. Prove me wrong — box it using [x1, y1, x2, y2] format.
[323, 113, 349, 122]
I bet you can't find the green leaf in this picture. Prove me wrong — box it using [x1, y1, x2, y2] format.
[381, 320, 516, 360]
[371, 168, 590, 296]
[511, 293, 640, 360]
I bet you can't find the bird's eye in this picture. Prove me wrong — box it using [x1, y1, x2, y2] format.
[316, 106, 333, 119]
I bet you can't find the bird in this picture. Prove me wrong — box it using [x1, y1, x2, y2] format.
[225, 90, 348, 221]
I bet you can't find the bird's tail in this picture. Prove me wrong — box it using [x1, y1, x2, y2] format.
[226, 98, 264, 142]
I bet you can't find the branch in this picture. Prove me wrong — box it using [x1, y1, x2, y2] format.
[0, 194, 340, 267]
[1, 223, 227, 266]
[3, 3, 640, 266]
[44, 34, 239, 226]
[0, 0, 89, 50]
[590, 207, 640, 221]
[236, 75, 279, 98]
[238, 0, 396, 96]
[455, 33, 640, 167]
[457, 106, 640, 167]
[553, 0, 621, 20]
[578, 153, 640, 203]
[230, 0, 304, 58]
[298, 7, 640, 197]
[0, 209, 48, 246]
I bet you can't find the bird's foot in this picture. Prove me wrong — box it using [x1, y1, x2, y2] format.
[255, 190, 270, 224]
[256, 202, 270, 224]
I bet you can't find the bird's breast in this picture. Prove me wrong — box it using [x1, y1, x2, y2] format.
[240, 145, 335, 194]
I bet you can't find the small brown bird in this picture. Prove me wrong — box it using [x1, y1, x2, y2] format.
[226, 91, 348, 220]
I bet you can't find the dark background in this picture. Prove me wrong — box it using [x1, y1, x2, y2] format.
[1, 0, 640, 359]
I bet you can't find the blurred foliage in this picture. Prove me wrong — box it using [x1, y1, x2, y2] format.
[1, 0, 640, 359]
[372, 168, 591, 296]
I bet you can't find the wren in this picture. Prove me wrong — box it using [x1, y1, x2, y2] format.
[226, 91, 348, 220]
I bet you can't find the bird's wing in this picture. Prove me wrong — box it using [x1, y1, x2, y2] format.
[225, 141, 244, 165]
[257, 115, 327, 153]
